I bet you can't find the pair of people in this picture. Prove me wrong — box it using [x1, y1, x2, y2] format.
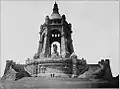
[51, 73, 55, 77]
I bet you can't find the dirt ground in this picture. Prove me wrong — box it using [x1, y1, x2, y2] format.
[0, 77, 119, 89]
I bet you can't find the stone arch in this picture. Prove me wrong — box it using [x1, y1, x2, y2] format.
[49, 30, 61, 56]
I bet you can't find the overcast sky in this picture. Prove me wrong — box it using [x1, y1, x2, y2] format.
[1, 1, 119, 77]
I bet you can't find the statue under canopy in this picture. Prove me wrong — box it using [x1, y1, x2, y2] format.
[51, 44, 59, 57]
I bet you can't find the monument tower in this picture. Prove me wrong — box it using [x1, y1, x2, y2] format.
[34, 2, 74, 58]
[2, 2, 113, 81]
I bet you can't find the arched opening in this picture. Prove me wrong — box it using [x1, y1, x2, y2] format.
[49, 30, 61, 56]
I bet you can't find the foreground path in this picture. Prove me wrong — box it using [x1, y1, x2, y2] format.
[0, 77, 119, 89]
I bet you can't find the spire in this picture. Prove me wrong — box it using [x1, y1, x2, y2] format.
[53, 1, 59, 13]
[50, 2, 61, 19]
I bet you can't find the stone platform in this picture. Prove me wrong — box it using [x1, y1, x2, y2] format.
[25, 57, 73, 77]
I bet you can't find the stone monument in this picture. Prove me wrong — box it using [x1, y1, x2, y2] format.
[2, 2, 113, 81]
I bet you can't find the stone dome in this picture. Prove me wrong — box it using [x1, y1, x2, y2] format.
[50, 13, 61, 19]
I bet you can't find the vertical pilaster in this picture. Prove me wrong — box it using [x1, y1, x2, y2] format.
[69, 39, 74, 54]
[61, 25, 70, 57]
[44, 34, 50, 57]
[61, 31, 66, 57]
[41, 27, 50, 57]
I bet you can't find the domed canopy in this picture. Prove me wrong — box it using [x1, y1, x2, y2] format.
[50, 2, 61, 19]
[50, 13, 61, 19]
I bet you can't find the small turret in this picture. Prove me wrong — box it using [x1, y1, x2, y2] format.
[45, 15, 49, 24]
[62, 14, 66, 21]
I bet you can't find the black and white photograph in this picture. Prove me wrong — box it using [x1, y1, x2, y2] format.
[0, 0, 119, 88]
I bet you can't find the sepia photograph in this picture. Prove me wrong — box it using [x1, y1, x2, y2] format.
[0, 0, 119, 88]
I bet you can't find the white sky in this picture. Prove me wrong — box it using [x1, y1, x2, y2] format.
[1, 1, 119, 77]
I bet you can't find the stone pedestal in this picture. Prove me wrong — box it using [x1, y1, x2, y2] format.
[71, 53, 78, 78]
